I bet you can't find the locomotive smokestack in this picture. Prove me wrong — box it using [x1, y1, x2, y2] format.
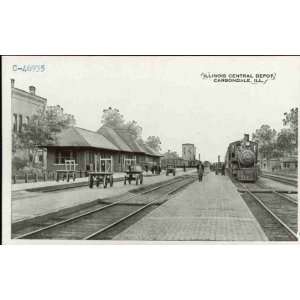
[244, 134, 249, 142]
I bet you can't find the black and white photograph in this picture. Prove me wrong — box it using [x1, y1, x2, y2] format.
[1, 56, 298, 243]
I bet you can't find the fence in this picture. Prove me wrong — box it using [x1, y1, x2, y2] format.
[12, 170, 89, 184]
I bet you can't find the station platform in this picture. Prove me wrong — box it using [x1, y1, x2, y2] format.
[114, 172, 268, 241]
[12, 171, 159, 192]
[12, 169, 193, 224]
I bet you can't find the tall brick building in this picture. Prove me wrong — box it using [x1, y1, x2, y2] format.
[11, 79, 47, 133]
[11, 79, 47, 164]
[182, 143, 196, 161]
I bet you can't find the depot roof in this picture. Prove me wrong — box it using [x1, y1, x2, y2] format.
[45, 127, 119, 151]
[44, 125, 162, 157]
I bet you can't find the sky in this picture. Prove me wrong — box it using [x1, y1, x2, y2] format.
[3, 56, 300, 162]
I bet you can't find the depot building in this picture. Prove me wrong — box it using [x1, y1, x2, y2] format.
[42, 125, 162, 173]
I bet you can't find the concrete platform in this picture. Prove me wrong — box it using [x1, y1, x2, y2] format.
[113, 172, 268, 241]
[12, 169, 193, 223]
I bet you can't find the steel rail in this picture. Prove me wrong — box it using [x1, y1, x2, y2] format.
[272, 191, 298, 205]
[241, 184, 298, 240]
[84, 178, 194, 240]
[15, 176, 190, 239]
[260, 174, 297, 187]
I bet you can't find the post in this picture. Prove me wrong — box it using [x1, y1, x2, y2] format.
[43, 173, 47, 181]
[13, 175, 16, 184]
[34, 173, 38, 182]
[25, 173, 28, 183]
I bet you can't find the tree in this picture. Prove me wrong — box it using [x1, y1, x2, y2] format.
[101, 107, 143, 138]
[101, 107, 125, 128]
[163, 150, 179, 159]
[124, 120, 143, 139]
[282, 107, 298, 148]
[145, 136, 162, 152]
[16, 106, 76, 167]
[252, 125, 277, 159]
[276, 128, 295, 155]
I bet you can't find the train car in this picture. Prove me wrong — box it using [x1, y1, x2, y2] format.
[225, 134, 259, 182]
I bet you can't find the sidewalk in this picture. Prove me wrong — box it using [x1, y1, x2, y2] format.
[12, 169, 195, 223]
[113, 172, 268, 241]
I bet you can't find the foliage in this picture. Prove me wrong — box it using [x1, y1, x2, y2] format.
[101, 107, 125, 128]
[276, 128, 295, 154]
[12, 132, 22, 154]
[252, 124, 277, 159]
[101, 107, 143, 139]
[12, 156, 28, 173]
[15, 106, 76, 167]
[101, 107, 162, 151]
[163, 150, 179, 159]
[124, 120, 143, 139]
[145, 136, 162, 151]
[282, 107, 298, 147]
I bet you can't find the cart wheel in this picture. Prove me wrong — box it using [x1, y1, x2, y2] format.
[96, 176, 100, 187]
[89, 176, 94, 188]
[110, 176, 114, 187]
[140, 174, 143, 184]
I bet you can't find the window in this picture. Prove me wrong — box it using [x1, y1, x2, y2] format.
[23, 116, 30, 128]
[18, 114, 23, 132]
[88, 151, 93, 164]
[55, 150, 77, 164]
[13, 114, 17, 132]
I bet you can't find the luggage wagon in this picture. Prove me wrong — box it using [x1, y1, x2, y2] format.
[56, 160, 77, 182]
[166, 164, 176, 176]
[88, 172, 114, 188]
[124, 165, 143, 185]
[215, 162, 225, 175]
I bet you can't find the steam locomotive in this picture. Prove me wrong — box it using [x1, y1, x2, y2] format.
[225, 134, 259, 182]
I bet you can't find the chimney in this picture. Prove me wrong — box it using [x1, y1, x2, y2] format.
[244, 134, 249, 142]
[29, 86, 36, 95]
[11, 78, 15, 88]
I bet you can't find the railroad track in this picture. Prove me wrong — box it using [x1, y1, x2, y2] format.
[238, 181, 298, 241]
[260, 173, 298, 187]
[15, 175, 195, 240]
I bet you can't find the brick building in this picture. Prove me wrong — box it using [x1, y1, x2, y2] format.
[182, 143, 196, 161]
[11, 79, 47, 133]
[11, 79, 47, 164]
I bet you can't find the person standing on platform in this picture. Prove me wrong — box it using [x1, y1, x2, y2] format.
[197, 161, 204, 182]
[158, 165, 161, 175]
[221, 163, 226, 175]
